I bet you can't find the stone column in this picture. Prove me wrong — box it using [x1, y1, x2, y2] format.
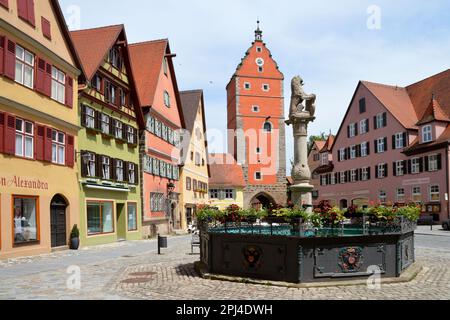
[287, 116, 315, 212]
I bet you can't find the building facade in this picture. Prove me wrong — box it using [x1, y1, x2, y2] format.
[71, 25, 144, 246]
[317, 70, 450, 223]
[208, 154, 245, 210]
[226, 23, 286, 209]
[179, 90, 210, 230]
[0, 0, 82, 258]
[129, 40, 185, 237]
[307, 139, 326, 206]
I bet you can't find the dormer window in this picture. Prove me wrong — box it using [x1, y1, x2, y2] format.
[422, 125, 432, 143]
[164, 91, 171, 107]
[108, 46, 122, 70]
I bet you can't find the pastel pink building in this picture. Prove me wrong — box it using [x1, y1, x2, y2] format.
[316, 69, 450, 223]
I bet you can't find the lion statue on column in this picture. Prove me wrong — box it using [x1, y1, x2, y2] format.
[289, 76, 316, 121]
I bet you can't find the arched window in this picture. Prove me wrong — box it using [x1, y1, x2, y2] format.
[263, 122, 272, 133]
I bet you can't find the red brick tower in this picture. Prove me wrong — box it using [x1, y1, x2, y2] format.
[226, 22, 287, 209]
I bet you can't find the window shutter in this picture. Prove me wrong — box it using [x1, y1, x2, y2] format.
[133, 128, 138, 145]
[392, 135, 396, 149]
[96, 155, 103, 178]
[424, 156, 429, 172]
[134, 163, 139, 185]
[384, 164, 388, 178]
[0, 112, 4, 153]
[35, 124, 45, 161]
[109, 118, 115, 136]
[384, 137, 388, 151]
[122, 124, 128, 141]
[124, 161, 129, 182]
[356, 145, 361, 158]
[0, 36, 4, 75]
[383, 113, 387, 127]
[354, 124, 358, 136]
[41, 17, 51, 40]
[0, 0, 8, 9]
[65, 76, 74, 108]
[419, 157, 424, 173]
[403, 132, 408, 147]
[374, 140, 378, 154]
[366, 142, 370, 155]
[367, 167, 371, 180]
[407, 160, 412, 174]
[26, 0, 35, 26]
[345, 148, 350, 160]
[17, 0, 27, 21]
[366, 119, 370, 133]
[437, 154, 442, 170]
[355, 171, 359, 182]
[111, 158, 117, 181]
[80, 104, 87, 128]
[44, 63, 52, 97]
[347, 126, 350, 138]
[35, 57, 46, 94]
[95, 110, 101, 130]
[373, 116, 377, 130]
[80, 151, 88, 177]
[393, 162, 397, 177]
[66, 134, 74, 167]
[44, 127, 52, 162]
[4, 113, 15, 155]
[375, 166, 379, 179]
[4, 38, 15, 80]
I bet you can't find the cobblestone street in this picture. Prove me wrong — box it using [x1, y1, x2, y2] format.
[0, 234, 449, 300]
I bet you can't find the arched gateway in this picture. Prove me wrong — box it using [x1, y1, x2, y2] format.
[250, 193, 277, 210]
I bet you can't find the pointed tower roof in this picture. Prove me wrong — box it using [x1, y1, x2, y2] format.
[320, 135, 335, 152]
[255, 20, 263, 42]
[417, 96, 450, 125]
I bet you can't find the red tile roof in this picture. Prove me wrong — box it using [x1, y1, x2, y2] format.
[314, 141, 326, 151]
[128, 40, 168, 107]
[208, 154, 245, 187]
[320, 135, 335, 152]
[407, 69, 450, 122]
[417, 98, 450, 125]
[70, 24, 124, 80]
[362, 81, 419, 129]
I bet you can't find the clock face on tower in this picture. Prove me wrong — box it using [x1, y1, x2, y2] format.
[255, 58, 265, 67]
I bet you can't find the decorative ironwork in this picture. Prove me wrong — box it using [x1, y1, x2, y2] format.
[242, 246, 263, 270]
[338, 247, 364, 273]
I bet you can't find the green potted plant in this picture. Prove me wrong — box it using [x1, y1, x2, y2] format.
[69, 224, 80, 250]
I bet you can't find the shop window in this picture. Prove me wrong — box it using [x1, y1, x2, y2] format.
[127, 203, 138, 231]
[87, 201, 114, 235]
[150, 193, 166, 212]
[430, 185, 440, 202]
[13, 196, 38, 245]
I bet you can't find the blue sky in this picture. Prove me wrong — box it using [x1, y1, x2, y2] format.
[60, 0, 450, 171]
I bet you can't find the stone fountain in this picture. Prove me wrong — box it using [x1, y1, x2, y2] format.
[286, 76, 317, 211]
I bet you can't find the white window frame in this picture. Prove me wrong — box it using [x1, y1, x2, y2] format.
[127, 126, 135, 144]
[396, 188, 406, 203]
[128, 163, 136, 184]
[350, 169, 357, 183]
[377, 138, 385, 153]
[116, 160, 124, 182]
[321, 153, 328, 165]
[361, 142, 368, 157]
[396, 160, 404, 176]
[349, 123, 356, 137]
[376, 113, 384, 129]
[255, 172, 262, 181]
[85, 106, 95, 129]
[428, 154, 438, 172]
[87, 153, 96, 177]
[164, 91, 171, 107]
[361, 167, 369, 181]
[412, 186, 422, 203]
[360, 120, 367, 134]
[15, 118, 34, 159]
[244, 82, 251, 90]
[379, 190, 387, 204]
[350, 145, 356, 159]
[430, 185, 440, 202]
[15, 45, 34, 89]
[411, 158, 420, 174]
[252, 105, 260, 113]
[377, 164, 386, 179]
[51, 130, 65, 165]
[321, 175, 327, 186]
[225, 189, 235, 200]
[340, 172, 346, 184]
[51, 66, 65, 104]
[330, 174, 336, 185]
[395, 133, 404, 149]
[115, 120, 123, 139]
[102, 156, 110, 180]
[422, 125, 432, 143]
[262, 84, 270, 92]
[101, 114, 110, 135]
[339, 149, 345, 161]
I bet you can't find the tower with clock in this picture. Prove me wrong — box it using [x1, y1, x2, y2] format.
[226, 21, 287, 209]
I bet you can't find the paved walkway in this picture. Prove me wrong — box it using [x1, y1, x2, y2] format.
[415, 225, 450, 237]
[0, 234, 449, 300]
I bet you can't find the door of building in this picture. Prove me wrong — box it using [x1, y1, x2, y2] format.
[50, 195, 68, 248]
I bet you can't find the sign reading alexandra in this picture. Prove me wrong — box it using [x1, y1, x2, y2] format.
[0, 176, 49, 190]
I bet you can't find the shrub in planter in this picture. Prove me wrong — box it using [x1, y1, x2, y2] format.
[69, 224, 80, 250]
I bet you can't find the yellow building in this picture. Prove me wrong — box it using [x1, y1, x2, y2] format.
[179, 90, 210, 230]
[208, 154, 245, 211]
[0, 0, 83, 258]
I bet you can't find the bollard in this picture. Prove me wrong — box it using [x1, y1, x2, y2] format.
[158, 234, 168, 255]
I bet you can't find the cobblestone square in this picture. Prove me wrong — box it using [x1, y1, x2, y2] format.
[0, 234, 449, 300]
